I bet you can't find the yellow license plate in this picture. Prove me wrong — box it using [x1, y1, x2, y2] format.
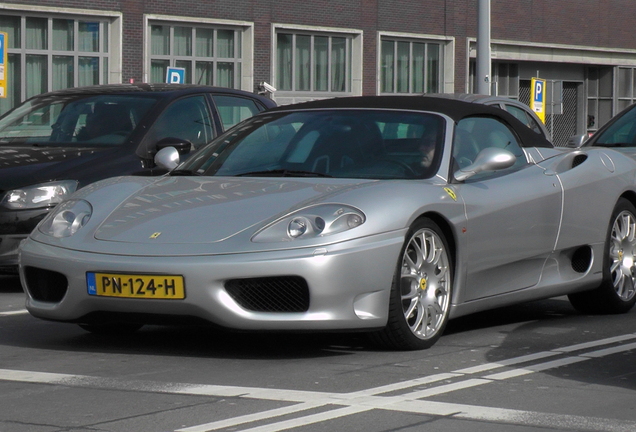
[87, 272, 185, 299]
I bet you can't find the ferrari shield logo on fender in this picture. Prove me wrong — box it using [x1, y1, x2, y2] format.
[150, 232, 162, 239]
[444, 187, 457, 201]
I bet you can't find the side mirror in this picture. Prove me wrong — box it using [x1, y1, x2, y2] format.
[454, 147, 516, 182]
[154, 146, 180, 171]
[156, 137, 192, 155]
[566, 134, 588, 148]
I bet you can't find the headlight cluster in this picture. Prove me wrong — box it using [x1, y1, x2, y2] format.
[1, 180, 78, 210]
[252, 204, 365, 242]
[38, 199, 92, 238]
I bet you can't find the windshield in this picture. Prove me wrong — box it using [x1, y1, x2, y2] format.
[0, 94, 159, 146]
[178, 109, 445, 180]
[592, 104, 636, 146]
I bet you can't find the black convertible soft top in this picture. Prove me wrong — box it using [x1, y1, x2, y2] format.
[268, 95, 554, 149]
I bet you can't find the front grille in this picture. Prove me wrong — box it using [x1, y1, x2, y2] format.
[225, 276, 310, 312]
[23, 266, 68, 302]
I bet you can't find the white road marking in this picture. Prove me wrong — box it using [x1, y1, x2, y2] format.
[0, 333, 635, 432]
[0, 309, 28, 316]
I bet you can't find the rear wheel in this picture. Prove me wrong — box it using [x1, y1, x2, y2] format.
[372, 218, 453, 350]
[569, 198, 636, 314]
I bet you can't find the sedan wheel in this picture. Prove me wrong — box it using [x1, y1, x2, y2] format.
[372, 218, 452, 350]
[569, 198, 636, 314]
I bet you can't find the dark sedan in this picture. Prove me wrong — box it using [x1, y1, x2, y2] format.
[0, 83, 275, 272]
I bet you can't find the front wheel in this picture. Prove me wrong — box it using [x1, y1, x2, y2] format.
[569, 198, 636, 314]
[371, 218, 453, 350]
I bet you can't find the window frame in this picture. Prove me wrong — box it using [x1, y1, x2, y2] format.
[377, 31, 453, 95]
[272, 24, 363, 105]
[144, 15, 254, 91]
[0, 6, 121, 115]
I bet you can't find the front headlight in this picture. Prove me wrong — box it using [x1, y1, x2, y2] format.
[38, 199, 92, 238]
[1, 180, 78, 210]
[252, 204, 366, 243]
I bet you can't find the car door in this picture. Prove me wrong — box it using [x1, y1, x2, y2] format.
[453, 116, 562, 301]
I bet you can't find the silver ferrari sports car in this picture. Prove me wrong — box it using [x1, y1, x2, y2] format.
[18, 96, 636, 350]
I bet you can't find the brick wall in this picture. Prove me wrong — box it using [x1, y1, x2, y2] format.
[9, 0, 636, 94]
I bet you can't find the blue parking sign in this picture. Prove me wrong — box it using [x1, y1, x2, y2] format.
[166, 67, 186, 84]
[0, 33, 4, 65]
[530, 77, 546, 123]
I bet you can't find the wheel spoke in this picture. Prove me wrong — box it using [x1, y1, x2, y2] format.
[404, 298, 419, 320]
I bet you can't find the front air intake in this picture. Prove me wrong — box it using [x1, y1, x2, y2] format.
[23, 267, 68, 302]
[572, 154, 588, 168]
[225, 276, 310, 312]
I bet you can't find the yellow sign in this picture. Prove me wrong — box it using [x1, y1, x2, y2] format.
[0, 32, 6, 98]
[530, 77, 546, 123]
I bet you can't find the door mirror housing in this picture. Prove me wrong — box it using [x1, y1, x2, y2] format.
[454, 147, 516, 182]
[154, 146, 181, 171]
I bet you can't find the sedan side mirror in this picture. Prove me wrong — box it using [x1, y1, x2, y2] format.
[454, 147, 516, 182]
[567, 134, 588, 148]
[156, 137, 193, 155]
[154, 146, 180, 171]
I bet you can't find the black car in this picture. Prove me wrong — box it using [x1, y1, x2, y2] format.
[0, 83, 275, 272]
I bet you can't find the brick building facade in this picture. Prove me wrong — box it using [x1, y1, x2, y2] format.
[2, 0, 636, 145]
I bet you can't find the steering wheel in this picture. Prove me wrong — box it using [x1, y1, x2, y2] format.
[380, 158, 419, 177]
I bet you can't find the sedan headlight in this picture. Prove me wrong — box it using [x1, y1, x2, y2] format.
[1, 180, 78, 210]
[252, 204, 366, 242]
[38, 199, 92, 238]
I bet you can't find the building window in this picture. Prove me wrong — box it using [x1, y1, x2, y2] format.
[380, 38, 441, 94]
[275, 32, 352, 93]
[0, 13, 110, 114]
[493, 63, 519, 98]
[586, 66, 613, 132]
[617, 67, 636, 112]
[148, 23, 243, 88]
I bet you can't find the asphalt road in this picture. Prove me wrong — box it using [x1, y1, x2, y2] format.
[2, 274, 636, 432]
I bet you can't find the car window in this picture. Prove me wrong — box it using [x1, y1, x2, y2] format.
[212, 95, 263, 130]
[593, 105, 636, 146]
[149, 95, 214, 150]
[0, 95, 157, 146]
[453, 116, 527, 180]
[504, 104, 544, 136]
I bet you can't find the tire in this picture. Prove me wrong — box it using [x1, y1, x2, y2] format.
[568, 198, 636, 314]
[371, 218, 453, 350]
[78, 322, 143, 335]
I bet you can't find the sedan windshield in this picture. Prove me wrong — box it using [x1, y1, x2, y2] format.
[0, 94, 158, 146]
[591, 104, 636, 147]
[178, 110, 445, 180]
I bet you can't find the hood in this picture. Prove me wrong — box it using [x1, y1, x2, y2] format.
[0, 144, 147, 191]
[0, 145, 113, 190]
[93, 176, 373, 244]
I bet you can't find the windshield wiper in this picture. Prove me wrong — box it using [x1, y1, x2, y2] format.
[235, 169, 333, 178]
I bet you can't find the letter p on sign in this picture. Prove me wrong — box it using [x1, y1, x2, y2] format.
[165, 67, 185, 84]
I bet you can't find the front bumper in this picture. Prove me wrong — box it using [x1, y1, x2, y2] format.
[0, 207, 49, 270]
[19, 231, 405, 331]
